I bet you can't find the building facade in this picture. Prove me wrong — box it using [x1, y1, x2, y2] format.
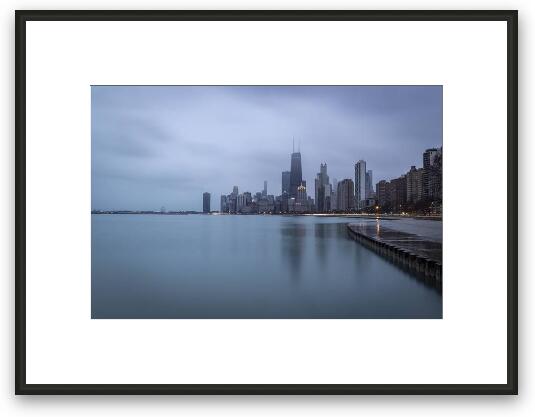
[202, 192, 211, 213]
[289, 151, 303, 198]
[406, 166, 424, 203]
[354, 160, 366, 210]
[423, 147, 442, 201]
[281, 171, 290, 195]
[337, 179, 355, 212]
[220, 195, 228, 213]
[331, 178, 338, 211]
[390, 175, 407, 209]
[295, 184, 308, 212]
[314, 163, 330, 213]
[365, 169, 374, 199]
[376, 180, 388, 206]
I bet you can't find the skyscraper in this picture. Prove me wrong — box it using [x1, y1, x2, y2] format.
[263, 180, 267, 197]
[315, 177, 324, 212]
[297, 184, 307, 202]
[406, 166, 424, 203]
[337, 179, 355, 212]
[365, 170, 373, 198]
[281, 171, 290, 195]
[423, 148, 439, 170]
[289, 142, 303, 198]
[281, 191, 289, 212]
[315, 163, 330, 212]
[390, 175, 407, 209]
[354, 160, 366, 210]
[331, 178, 338, 211]
[203, 192, 211, 213]
[295, 184, 307, 212]
[423, 148, 441, 201]
[376, 180, 388, 206]
[220, 195, 228, 213]
[430, 147, 442, 201]
[236, 193, 246, 212]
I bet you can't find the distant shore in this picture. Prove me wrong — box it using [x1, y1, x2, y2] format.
[91, 211, 442, 221]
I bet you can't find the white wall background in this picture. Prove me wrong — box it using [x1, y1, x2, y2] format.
[0, 0, 531, 416]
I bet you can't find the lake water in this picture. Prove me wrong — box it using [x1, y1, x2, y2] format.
[92, 214, 442, 319]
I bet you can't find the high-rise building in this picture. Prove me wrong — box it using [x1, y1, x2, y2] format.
[354, 160, 366, 210]
[314, 163, 330, 213]
[274, 196, 282, 214]
[429, 147, 442, 201]
[320, 162, 327, 178]
[307, 196, 315, 212]
[289, 145, 303, 199]
[236, 193, 247, 212]
[262, 180, 267, 197]
[297, 184, 307, 202]
[390, 176, 407, 210]
[337, 179, 355, 212]
[331, 178, 338, 211]
[423, 148, 439, 170]
[203, 192, 211, 213]
[220, 195, 228, 213]
[228, 193, 237, 213]
[406, 166, 425, 203]
[281, 192, 289, 213]
[288, 197, 296, 213]
[376, 180, 388, 206]
[365, 170, 374, 198]
[281, 171, 291, 195]
[295, 184, 308, 212]
[315, 177, 325, 212]
[423, 148, 442, 201]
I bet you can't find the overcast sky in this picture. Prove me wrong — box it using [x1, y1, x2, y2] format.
[91, 85, 442, 211]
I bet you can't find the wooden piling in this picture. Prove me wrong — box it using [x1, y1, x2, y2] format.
[347, 223, 442, 289]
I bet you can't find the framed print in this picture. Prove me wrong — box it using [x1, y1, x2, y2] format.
[15, 10, 518, 394]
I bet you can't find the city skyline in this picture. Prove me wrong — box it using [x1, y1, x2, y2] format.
[92, 85, 442, 211]
[216, 144, 441, 216]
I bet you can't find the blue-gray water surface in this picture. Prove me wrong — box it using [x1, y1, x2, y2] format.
[92, 215, 442, 319]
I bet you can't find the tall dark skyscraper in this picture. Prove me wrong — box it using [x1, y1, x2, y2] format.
[423, 147, 442, 201]
[203, 192, 211, 213]
[337, 179, 355, 211]
[281, 171, 290, 195]
[365, 170, 373, 198]
[315, 163, 330, 212]
[354, 160, 366, 210]
[289, 142, 303, 198]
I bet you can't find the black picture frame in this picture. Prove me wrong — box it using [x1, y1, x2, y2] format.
[15, 10, 518, 395]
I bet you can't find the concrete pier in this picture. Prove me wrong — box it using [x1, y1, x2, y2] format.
[347, 222, 442, 289]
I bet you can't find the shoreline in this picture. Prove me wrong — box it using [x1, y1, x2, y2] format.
[91, 212, 442, 221]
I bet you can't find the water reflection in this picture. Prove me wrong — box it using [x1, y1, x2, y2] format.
[280, 222, 306, 280]
[92, 215, 443, 319]
[314, 223, 331, 270]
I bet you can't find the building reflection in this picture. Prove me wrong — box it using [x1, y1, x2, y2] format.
[280, 222, 306, 281]
[313, 223, 332, 271]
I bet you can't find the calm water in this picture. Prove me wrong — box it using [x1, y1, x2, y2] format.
[92, 215, 442, 319]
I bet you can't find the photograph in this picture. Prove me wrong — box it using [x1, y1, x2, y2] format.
[91, 85, 443, 319]
[14, 8, 517, 396]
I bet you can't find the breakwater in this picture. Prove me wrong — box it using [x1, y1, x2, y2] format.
[347, 223, 442, 289]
